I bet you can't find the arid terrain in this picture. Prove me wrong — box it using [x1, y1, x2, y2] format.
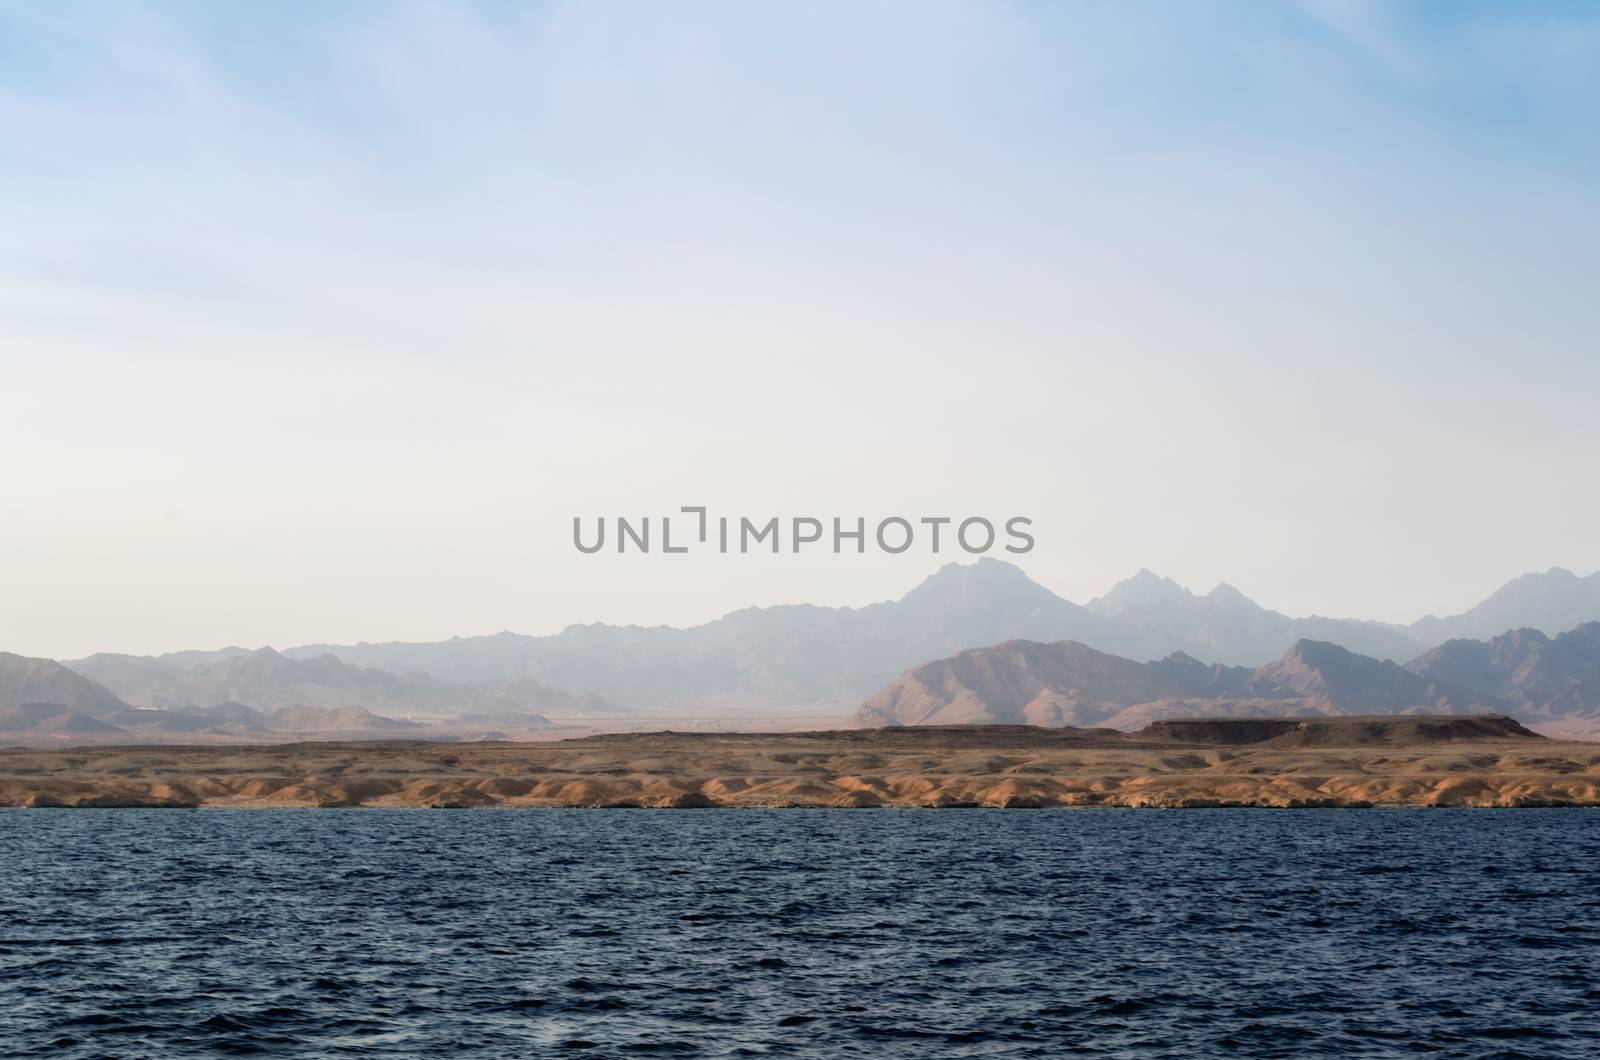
[3, 715, 1597, 809]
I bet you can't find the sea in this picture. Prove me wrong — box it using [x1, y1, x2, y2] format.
[2, 809, 1598, 1058]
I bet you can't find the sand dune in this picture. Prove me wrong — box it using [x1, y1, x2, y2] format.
[2, 715, 1597, 809]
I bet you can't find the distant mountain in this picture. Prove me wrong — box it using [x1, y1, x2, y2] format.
[67, 647, 608, 718]
[1408, 568, 1600, 645]
[1, 649, 570, 744]
[279, 560, 1529, 711]
[200, 701, 275, 732]
[22, 711, 126, 735]
[284, 559, 1135, 707]
[158, 646, 253, 670]
[0, 701, 435, 743]
[854, 637, 1507, 729]
[264, 704, 424, 732]
[0, 652, 130, 715]
[1085, 569, 1424, 665]
[1249, 640, 1504, 715]
[467, 679, 621, 716]
[69, 647, 424, 713]
[0, 703, 89, 730]
[104, 708, 218, 734]
[851, 640, 1257, 727]
[1406, 622, 1600, 735]
[41, 561, 1600, 722]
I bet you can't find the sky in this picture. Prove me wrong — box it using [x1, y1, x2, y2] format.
[4, 1, 1599, 659]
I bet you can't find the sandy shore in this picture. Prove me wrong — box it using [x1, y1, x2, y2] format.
[3, 717, 1599, 809]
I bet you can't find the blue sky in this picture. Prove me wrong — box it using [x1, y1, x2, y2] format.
[3, 1, 1599, 657]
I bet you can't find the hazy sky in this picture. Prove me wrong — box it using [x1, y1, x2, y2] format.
[4, 1, 1599, 659]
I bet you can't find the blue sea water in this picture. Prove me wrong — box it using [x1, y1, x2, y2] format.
[2, 809, 1598, 1058]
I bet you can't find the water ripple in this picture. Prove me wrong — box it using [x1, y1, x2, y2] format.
[1, 809, 1598, 1057]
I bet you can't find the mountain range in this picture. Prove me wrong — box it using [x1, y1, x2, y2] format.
[1406, 623, 1600, 735]
[1408, 568, 1600, 645]
[0, 648, 622, 744]
[66, 646, 614, 717]
[277, 559, 1123, 705]
[272, 560, 1600, 708]
[853, 622, 1600, 738]
[6, 560, 1600, 743]
[1082, 569, 1424, 664]
[851, 638, 1511, 730]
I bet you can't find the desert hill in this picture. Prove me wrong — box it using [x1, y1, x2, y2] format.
[2, 717, 1590, 810]
[853, 637, 1510, 730]
[1248, 639, 1504, 714]
[850, 640, 1258, 728]
[1407, 622, 1600, 736]
[0, 652, 131, 716]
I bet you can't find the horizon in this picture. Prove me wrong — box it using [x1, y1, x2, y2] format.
[7, 2, 1600, 658]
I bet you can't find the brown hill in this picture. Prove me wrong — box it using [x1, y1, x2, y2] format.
[851, 640, 1260, 727]
[1406, 623, 1600, 736]
[854, 638, 1507, 730]
[1249, 640, 1508, 715]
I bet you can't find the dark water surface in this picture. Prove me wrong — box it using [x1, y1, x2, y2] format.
[3, 810, 1599, 1058]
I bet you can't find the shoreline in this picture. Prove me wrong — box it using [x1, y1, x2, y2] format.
[4, 718, 1598, 810]
[9, 803, 1600, 811]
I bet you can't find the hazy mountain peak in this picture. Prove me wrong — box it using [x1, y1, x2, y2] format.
[1407, 568, 1600, 644]
[0, 652, 130, 716]
[1081, 570, 1422, 667]
[898, 559, 1071, 612]
[917, 557, 1035, 588]
[1280, 638, 1355, 664]
[146, 645, 252, 673]
[1089, 570, 1274, 620]
[1089, 569, 1195, 612]
[1207, 582, 1251, 603]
